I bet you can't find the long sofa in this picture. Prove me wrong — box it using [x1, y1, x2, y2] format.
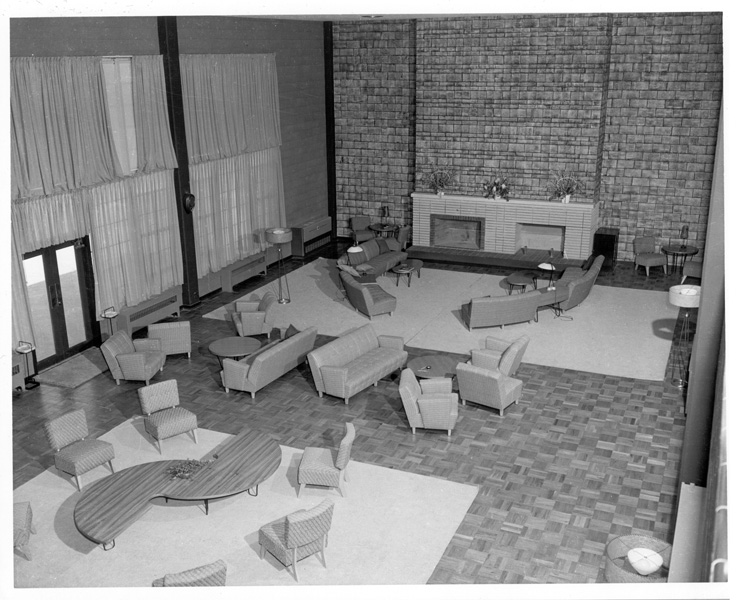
[461, 255, 603, 330]
[337, 237, 407, 277]
[306, 324, 408, 404]
[221, 326, 318, 398]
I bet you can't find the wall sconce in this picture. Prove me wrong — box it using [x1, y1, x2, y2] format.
[183, 192, 196, 213]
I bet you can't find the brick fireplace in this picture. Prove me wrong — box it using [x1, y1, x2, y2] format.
[412, 193, 599, 260]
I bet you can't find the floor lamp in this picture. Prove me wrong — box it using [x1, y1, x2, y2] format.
[669, 284, 700, 388]
[265, 227, 293, 304]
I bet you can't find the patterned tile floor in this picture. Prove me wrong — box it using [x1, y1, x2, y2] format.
[12, 241, 695, 585]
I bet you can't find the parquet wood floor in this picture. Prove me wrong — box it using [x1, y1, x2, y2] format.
[11, 240, 695, 585]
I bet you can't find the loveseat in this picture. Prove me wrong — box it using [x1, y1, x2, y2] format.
[337, 237, 407, 277]
[221, 326, 318, 398]
[306, 324, 408, 404]
[339, 271, 396, 319]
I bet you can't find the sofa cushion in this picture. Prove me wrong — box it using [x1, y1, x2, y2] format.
[342, 347, 408, 396]
[347, 250, 369, 266]
[375, 237, 391, 253]
[338, 264, 361, 277]
[284, 324, 301, 339]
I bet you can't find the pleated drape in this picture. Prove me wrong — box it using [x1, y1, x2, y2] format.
[180, 54, 285, 277]
[10, 56, 181, 346]
[190, 148, 285, 277]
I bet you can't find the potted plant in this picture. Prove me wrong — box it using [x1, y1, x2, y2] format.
[547, 171, 585, 203]
[424, 167, 454, 196]
[483, 175, 511, 200]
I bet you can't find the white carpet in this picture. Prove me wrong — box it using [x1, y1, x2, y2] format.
[13, 418, 478, 588]
[204, 258, 678, 381]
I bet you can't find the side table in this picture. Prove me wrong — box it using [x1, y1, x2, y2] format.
[662, 245, 698, 275]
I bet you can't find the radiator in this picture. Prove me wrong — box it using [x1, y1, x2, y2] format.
[113, 286, 182, 336]
[221, 252, 267, 292]
[291, 216, 333, 258]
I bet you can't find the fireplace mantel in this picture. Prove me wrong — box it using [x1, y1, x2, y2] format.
[411, 192, 600, 260]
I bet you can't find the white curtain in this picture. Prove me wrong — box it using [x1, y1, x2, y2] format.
[88, 170, 183, 313]
[190, 147, 285, 277]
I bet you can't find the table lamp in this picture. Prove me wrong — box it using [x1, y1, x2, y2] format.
[669, 284, 700, 388]
[265, 227, 293, 304]
[346, 245, 364, 265]
[679, 225, 689, 249]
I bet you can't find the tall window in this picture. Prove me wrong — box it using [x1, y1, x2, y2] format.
[101, 56, 138, 174]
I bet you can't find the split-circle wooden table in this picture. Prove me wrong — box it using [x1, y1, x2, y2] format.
[74, 428, 281, 550]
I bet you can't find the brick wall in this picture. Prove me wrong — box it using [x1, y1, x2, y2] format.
[332, 13, 722, 261]
[601, 13, 723, 260]
[332, 20, 416, 237]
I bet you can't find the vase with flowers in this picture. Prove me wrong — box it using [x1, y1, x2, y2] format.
[423, 167, 454, 196]
[547, 170, 585, 203]
[483, 175, 511, 200]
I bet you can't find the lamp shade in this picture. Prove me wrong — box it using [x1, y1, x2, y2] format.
[265, 227, 292, 245]
[347, 246, 364, 254]
[669, 284, 700, 308]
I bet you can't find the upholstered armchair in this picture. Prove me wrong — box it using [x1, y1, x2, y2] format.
[396, 224, 412, 251]
[232, 291, 277, 337]
[137, 379, 198, 454]
[350, 215, 375, 244]
[455, 362, 523, 417]
[147, 321, 192, 359]
[339, 271, 396, 319]
[398, 368, 459, 437]
[100, 330, 166, 385]
[152, 559, 227, 586]
[633, 236, 667, 277]
[259, 498, 335, 582]
[43, 409, 115, 491]
[681, 259, 703, 284]
[470, 335, 530, 377]
[298, 422, 355, 497]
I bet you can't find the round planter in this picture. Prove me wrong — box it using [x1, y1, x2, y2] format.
[604, 535, 671, 583]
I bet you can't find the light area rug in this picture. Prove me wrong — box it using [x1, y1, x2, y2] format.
[34, 347, 109, 389]
[13, 418, 477, 588]
[204, 258, 678, 381]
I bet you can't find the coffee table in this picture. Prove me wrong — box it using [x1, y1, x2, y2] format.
[506, 270, 537, 294]
[391, 259, 424, 287]
[74, 428, 281, 550]
[208, 336, 262, 367]
[408, 355, 464, 379]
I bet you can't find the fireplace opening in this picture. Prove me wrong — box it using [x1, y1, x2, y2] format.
[515, 223, 565, 253]
[430, 214, 485, 250]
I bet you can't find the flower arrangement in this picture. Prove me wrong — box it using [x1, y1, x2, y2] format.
[165, 458, 212, 480]
[483, 175, 511, 200]
[547, 170, 585, 202]
[423, 167, 454, 194]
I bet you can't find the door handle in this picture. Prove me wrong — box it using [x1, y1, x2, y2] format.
[49, 283, 63, 308]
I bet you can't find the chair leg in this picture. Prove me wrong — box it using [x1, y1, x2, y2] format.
[320, 538, 327, 567]
[225, 387, 229, 393]
[447, 429, 452, 437]
[259, 544, 265, 559]
[292, 548, 299, 582]
[663, 265, 667, 275]
[645, 266, 650, 277]
[188, 352, 191, 359]
[156, 439, 162, 454]
[298, 482, 305, 498]
[411, 426, 416, 434]
[681, 275, 687, 284]
[193, 429, 198, 445]
[108, 460, 115, 473]
[74, 475, 82, 491]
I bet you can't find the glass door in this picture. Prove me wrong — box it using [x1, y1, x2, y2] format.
[22, 238, 99, 370]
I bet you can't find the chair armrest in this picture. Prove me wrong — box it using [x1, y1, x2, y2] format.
[484, 336, 511, 353]
[378, 335, 404, 351]
[471, 349, 502, 371]
[221, 358, 251, 390]
[418, 394, 459, 428]
[420, 377, 454, 395]
[238, 311, 267, 335]
[133, 338, 161, 352]
[116, 352, 147, 376]
[319, 365, 348, 396]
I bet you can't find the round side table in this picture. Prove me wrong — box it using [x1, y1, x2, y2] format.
[662, 245, 698, 275]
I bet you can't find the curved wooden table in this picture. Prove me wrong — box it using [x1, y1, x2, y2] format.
[74, 429, 281, 549]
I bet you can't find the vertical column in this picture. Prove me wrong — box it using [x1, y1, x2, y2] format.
[324, 22, 338, 240]
[158, 16, 200, 308]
